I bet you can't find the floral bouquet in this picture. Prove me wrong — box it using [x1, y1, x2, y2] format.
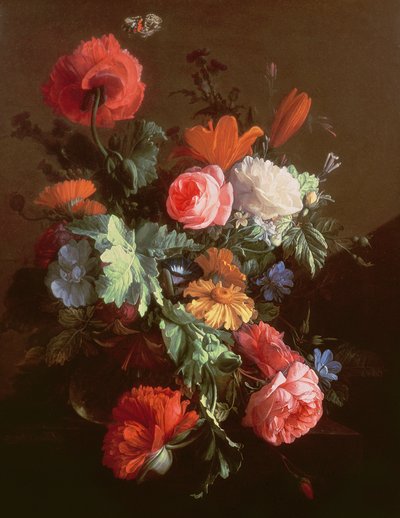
[6, 34, 379, 498]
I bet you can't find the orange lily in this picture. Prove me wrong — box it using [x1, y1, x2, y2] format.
[269, 88, 311, 148]
[171, 115, 263, 172]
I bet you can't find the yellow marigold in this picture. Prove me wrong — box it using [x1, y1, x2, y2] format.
[195, 247, 246, 289]
[35, 179, 106, 216]
[184, 279, 254, 331]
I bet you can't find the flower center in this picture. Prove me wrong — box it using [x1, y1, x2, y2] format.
[211, 286, 233, 304]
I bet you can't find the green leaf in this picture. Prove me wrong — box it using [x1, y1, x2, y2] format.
[58, 307, 95, 328]
[45, 329, 82, 366]
[135, 221, 203, 259]
[68, 215, 111, 252]
[325, 383, 349, 407]
[309, 215, 344, 253]
[335, 344, 383, 377]
[159, 301, 239, 406]
[282, 222, 328, 276]
[95, 215, 163, 316]
[275, 215, 294, 237]
[255, 302, 280, 322]
[241, 252, 276, 277]
[192, 401, 243, 497]
[118, 119, 166, 194]
[288, 165, 319, 197]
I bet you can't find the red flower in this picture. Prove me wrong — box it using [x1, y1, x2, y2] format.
[43, 34, 145, 128]
[102, 386, 199, 480]
[34, 222, 74, 268]
[234, 321, 303, 378]
[269, 88, 311, 148]
[94, 301, 138, 326]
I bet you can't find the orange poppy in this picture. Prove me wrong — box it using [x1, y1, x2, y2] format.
[35, 179, 106, 216]
[269, 88, 311, 148]
[171, 115, 264, 172]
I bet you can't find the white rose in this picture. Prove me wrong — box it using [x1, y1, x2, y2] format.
[229, 156, 303, 219]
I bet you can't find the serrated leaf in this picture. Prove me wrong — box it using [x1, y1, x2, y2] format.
[160, 301, 239, 401]
[255, 302, 280, 322]
[20, 346, 46, 366]
[275, 215, 294, 237]
[58, 307, 95, 328]
[310, 215, 344, 253]
[325, 383, 349, 407]
[45, 329, 82, 366]
[282, 222, 328, 276]
[192, 401, 243, 497]
[135, 221, 202, 259]
[95, 215, 163, 316]
[335, 344, 383, 377]
[118, 119, 166, 194]
[68, 215, 111, 252]
[288, 165, 319, 197]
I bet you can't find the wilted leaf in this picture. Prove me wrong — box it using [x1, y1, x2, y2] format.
[45, 329, 82, 366]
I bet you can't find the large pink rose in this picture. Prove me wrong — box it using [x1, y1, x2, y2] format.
[42, 34, 145, 127]
[242, 362, 323, 446]
[234, 321, 303, 378]
[166, 165, 233, 230]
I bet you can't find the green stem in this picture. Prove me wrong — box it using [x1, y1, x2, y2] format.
[91, 88, 108, 158]
[204, 364, 218, 415]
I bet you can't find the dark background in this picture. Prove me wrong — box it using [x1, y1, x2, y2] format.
[0, 0, 399, 516]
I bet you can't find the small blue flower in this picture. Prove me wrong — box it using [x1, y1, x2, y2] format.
[162, 257, 202, 286]
[256, 261, 294, 302]
[45, 239, 98, 307]
[313, 348, 342, 387]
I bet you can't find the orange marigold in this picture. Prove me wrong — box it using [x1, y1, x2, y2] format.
[171, 115, 264, 172]
[195, 247, 246, 289]
[184, 279, 254, 331]
[35, 179, 106, 216]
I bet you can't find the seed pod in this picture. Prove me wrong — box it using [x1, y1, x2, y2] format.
[9, 193, 25, 212]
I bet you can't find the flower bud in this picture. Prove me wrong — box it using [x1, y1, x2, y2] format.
[138, 446, 173, 482]
[358, 236, 371, 248]
[117, 158, 138, 191]
[299, 478, 314, 500]
[305, 191, 318, 207]
[270, 234, 282, 247]
[215, 350, 241, 373]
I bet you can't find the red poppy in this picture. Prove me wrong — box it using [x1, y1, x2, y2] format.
[43, 34, 145, 128]
[269, 88, 311, 148]
[102, 386, 199, 480]
[34, 222, 74, 268]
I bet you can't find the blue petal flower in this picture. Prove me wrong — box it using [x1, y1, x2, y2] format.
[45, 239, 98, 308]
[313, 348, 342, 388]
[256, 261, 294, 303]
[162, 257, 203, 286]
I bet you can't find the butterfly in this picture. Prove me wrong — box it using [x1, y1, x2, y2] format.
[122, 13, 163, 38]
